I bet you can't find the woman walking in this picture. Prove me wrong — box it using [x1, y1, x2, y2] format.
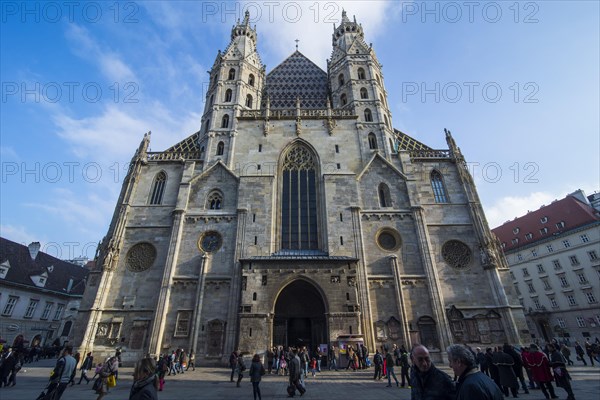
[249, 354, 265, 400]
[549, 344, 575, 400]
[129, 358, 158, 400]
[523, 344, 558, 400]
[78, 352, 94, 384]
[235, 353, 246, 387]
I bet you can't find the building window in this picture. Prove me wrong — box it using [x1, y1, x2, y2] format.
[542, 279, 552, 290]
[576, 316, 586, 328]
[528, 283, 536, 293]
[517, 254, 523, 261]
[550, 298, 558, 308]
[531, 249, 538, 257]
[175, 311, 191, 337]
[246, 94, 253, 108]
[510, 271, 515, 280]
[224, 89, 232, 102]
[585, 292, 597, 304]
[537, 264, 545, 273]
[384, 115, 390, 128]
[228, 68, 236, 80]
[515, 285, 521, 296]
[540, 216, 548, 223]
[364, 108, 373, 122]
[546, 244, 553, 253]
[588, 251, 598, 260]
[357, 68, 366, 79]
[340, 93, 347, 106]
[221, 114, 230, 128]
[566, 294, 577, 306]
[360, 87, 368, 99]
[577, 273, 588, 284]
[335, 144, 339, 153]
[559, 275, 569, 287]
[569, 255, 579, 266]
[53, 304, 64, 321]
[338, 73, 345, 86]
[378, 183, 391, 208]
[540, 227, 548, 235]
[562, 240, 571, 248]
[556, 221, 565, 229]
[216, 141, 225, 156]
[209, 94, 214, 106]
[41, 302, 53, 320]
[525, 233, 533, 240]
[513, 239, 520, 245]
[431, 170, 448, 203]
[149, 171, 167, 205]
[248, 74, 255, 86]
[533, 298, 542, 309]
[557, 318, 566, 328]
[513, 227, 520, 234]
[205, 119, 210, 133]
[24, 300, 39, 318]
[368, 132, 377, 149]
[207, 190, 223, 210]
[580, 234, 589, 243]
[2, 296, 18, 316]
[281, 144, 319, 250]
[522, 268, 530, 277]
[261, 275, 267, 286]
[553, 260, 562, 270]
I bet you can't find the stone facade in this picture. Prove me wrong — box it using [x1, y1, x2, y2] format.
[73, 11, 528, 365]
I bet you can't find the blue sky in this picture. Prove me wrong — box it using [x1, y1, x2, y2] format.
[1, 1, 598, 260]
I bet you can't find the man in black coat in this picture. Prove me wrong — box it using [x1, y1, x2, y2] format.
[410, 344, 456, 400]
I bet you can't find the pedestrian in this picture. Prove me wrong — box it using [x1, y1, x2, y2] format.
[475, 347, 489, 376]
[503, 344, 529, 394]
[51, 346, 77, 400]
[78, 352, 94, 384]
[249, 354, 265, 400]
[584, 339, 595, 366]
[384, 348, 399, 387]
[229, 350, 238, 382]
[328, 345, 338, 371]
[549, 343, 575, 400]
[492, 346, 519, 398]
[373, 349, 383, 380]
[156, 354, 168, 391]
[266, 348, 274, 374]
[523, 343, 558, 399]
[399, 346, 410, 388]
[68, 352, 81, 385]
[0, 347, 16, 387]
[287, 348, 305, 397]
[92, 362, 103, 380]
[561, 344, 574, 366]
[410, 344, 455, 399]
[95, 356, 117, 400]
[129, 357, 158, 400]
[236, 353, 246, 387]
[520, 345, 539, 389]
[574, 342, 586, 366]
[447, 344, 504, 400]
[186, 351, 195, 371]
[309, 357, 317, 377]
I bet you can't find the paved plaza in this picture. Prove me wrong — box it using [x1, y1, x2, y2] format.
[3, 359, 599, 400]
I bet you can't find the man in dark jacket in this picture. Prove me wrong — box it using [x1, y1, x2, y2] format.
[410, 344, 455, 399]
[287, 349, 305, 397]
[448, 344, 504, 400]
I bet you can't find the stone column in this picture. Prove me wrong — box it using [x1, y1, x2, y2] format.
[390, 255, 410, 347]
[148, 209, 186, 356]
[189, 254, 208, 353]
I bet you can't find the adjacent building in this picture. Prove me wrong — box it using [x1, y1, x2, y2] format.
[73, 11, 527, 365]
[0, 238, 89, 348]
[493, 190, 600, 342]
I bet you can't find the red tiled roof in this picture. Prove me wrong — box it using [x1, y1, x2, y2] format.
[492, 195, 599, 252]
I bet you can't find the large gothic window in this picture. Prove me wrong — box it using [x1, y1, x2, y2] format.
[357, 68, 366, 80]
[364, 108, 373, 122]
[224, 89, 232, 102]
[378, 183, 391, 207]
[246, 94, 253, 108]
[207, 190, 223, 210]
[149, 171, 167, 205]
[431, 170, 449, 203]
[360, 87, 368, 99]
[338, 73, 345, 86]
[221, 114, 229, 128]
[340, 93, 347, 106]
[248, 74, 255, 86]
[216, 141, 225, 156]
[368, 133, 377, 149]
[281, 144, 319, 250]
[228, 68, 236, 80]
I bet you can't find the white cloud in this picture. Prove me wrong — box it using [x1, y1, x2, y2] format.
[0, 224, 41, 245]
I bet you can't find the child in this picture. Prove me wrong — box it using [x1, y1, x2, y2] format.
[309, 357, 317, 377]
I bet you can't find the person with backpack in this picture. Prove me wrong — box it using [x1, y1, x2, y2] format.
[373, 349, 383, 380]
[51, 346, 77, 400]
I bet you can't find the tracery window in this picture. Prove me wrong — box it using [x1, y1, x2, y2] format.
[357, 68, 366, 79]
[228, 68, 236, 80]
[430, 170, 448, 203]
[246, 94, 253, 108]
[338, 73, 345, 86]
[442, 240, 472, 269]
[216, 141, 224, 156]
[378, 183, 391, 207]
[340, 93, 347, 106]
[248, 74, 255, 86]
[224, 89, 232, 102]
[368, 132, 377, 149]
[364, 108, 373, 122]
[417, 316, 439, 349]
[149, 171, 167, 205]
[221, 114, 229, 128]
[281, 144, 319, 250]
[207, 190, 223, 210]
[360, 87, 368, 99]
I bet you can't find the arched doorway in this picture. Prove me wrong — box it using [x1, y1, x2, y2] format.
[273, 280, 327, 350]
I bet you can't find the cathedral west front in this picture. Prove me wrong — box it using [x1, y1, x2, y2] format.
[73, 11, 528, 365]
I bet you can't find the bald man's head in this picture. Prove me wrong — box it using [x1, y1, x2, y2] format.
[411, 344, 432, 373]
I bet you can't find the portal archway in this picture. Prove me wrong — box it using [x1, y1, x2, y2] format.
[273, 279, 327, 350]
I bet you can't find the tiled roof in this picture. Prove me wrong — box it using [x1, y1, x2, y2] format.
[0, 237, 88, 296]
[394, 129, 432, 151]
[491, 195, 599, 252]
[263, 51, 329, 110]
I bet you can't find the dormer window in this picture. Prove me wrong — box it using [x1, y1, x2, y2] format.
[512, 238, 519, 245]
[525, 233, 533, 240]
[513, 227, 520, 234]
[540, 227, 548, 235]
[556, 221, 565, 229]
[540, 216, 548, 223]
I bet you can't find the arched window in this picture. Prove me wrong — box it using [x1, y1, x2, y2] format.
[340, 93, 347, 106]
[221, 114, 229, 128]
[378, 183, 391, 207]
[228, 68, 236, 80]
[209, 94, 214, 106]
[248, 74, 255, 86]
[224, 89, 232, 102]
[149, 171, 167, 205]
[207, 190, 223, 210]
[357, 68, 366, 80]
[376, 74, 382, 85]
[205, 119, 210, 133]
[246, 94, 253, 108]
[389, 138, 395, 153]
[384, 115, 390, 128]
[379, 94, 385, 106]
[418, 316, 440, 349]
[431, 170, 448, 203]
[281, 144, 319, 250]
[364, 108, 373, 122]
[368, 132, 377, 149]
[216, 141, 224, 156]
[338, 73, 345, 86]
[360, 87, 368, 99]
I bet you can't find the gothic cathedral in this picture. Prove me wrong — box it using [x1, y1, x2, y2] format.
[74, 11, 527, 365]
